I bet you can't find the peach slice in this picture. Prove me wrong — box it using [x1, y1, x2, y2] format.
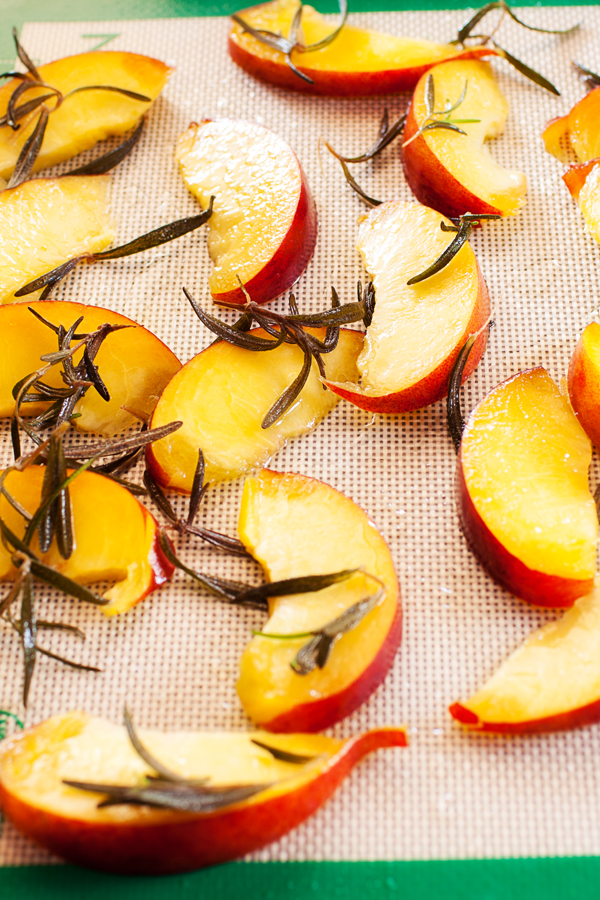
[236, 469, 402, 732]
[147, 327, 362, 488]
[450, 585, 600, 733]
[0, 300, 181, 435]
[458, 367, 598, 608]
[229, 0, 495, 96]
[0, 466, 173, 615]
[563, 158, 600, 244]
[568, 322, 600, 449]
[0, 176, 115, 305]
[0, 51, 172, 180]
[0, 711, 406, 873]
[176, 119, 317, 306]
[324, 201, 490, 414]
[402, 60, 527, 218]
[543, 88, 600, 163]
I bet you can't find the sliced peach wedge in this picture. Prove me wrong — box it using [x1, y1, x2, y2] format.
[543, 86, 600, 163]
[324, 201, 490, 414]
[0, 301, 181, 435]
[229, 0, 495, 96]
[0, 466, 173, 615]
[176, 119, 317, 306]
[402, 60, 527, 219]
[568, 322, 600, 448]
[237, 469, 402, 732]
[0, 711, 406, 874]
[0, 176, 115, 304]
[0, 50, 172, 180]
[450, 585, 600, 734]
[147, 327, 362, 488]
[458, 368, 598, 609]
[563, 158, 600, 244]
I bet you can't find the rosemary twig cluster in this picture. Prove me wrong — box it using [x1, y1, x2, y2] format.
[232, 0, 348, 85]
[64, 708, 319, 812]
[184, 280, 375, 428]
[2, 29, 152, 188]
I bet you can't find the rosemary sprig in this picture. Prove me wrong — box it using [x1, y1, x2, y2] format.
[446, 320, 494, 452]
[402, 76, 481, 150]
[64, 709, 275, 813]
[15, 198, 214, 300]
[573, 62, 600, 92]
[250, 739, 318, 764]
[407, 214, 501, 286]
[325, 108, 407, 164]
[326, 150, 383, 207]
[62, 118, 145, 177]
[232, 0, 348, 85]
[253, 582, 386, 675]
[453, 0, 579, 95]
[185, 282, 374, 427]
[144, 451, 249, 556]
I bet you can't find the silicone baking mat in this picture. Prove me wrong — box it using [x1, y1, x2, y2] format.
[1, 3, 600, 878]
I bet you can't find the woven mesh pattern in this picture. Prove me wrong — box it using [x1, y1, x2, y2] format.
[2, 5, 600, 865]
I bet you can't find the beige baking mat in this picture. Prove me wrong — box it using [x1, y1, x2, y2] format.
[1, 5, 600, 866]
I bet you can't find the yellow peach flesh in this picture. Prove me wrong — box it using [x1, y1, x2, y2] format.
[343, 201, 482, 396]
[461, 586, 600, 724]
[461, 368, 597, 581]
[231, 0, 466, 73]
[0, 711, 342, 824]
[176, 120, 302, 296]
[0, 52, 172, 179]
[236, 469, 399, 726]
[0, 177, 114, 304]
[576, 163, 600, 243]
[0, 301, 180, 434]
[411, 60, 526, 215]
[0, 467, 162, 615]
[149, 328, 362, 487]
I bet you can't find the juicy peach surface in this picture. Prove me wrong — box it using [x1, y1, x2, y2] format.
[237, 469, 401, 732]
[147, 327, 362, 488]
[403, 60, 527, 218]
[0, 51, 172, 179]
[325, 201, 489, 413]
[176, 119, 317, 305]
[0, 301, 180, 434]
[565, 159, 600, 244]
[0, 711, 406, 873]
[0, 467, 173, 615]
[543, 88, 600, 163]
[568, 322, 600, 449]
[229, 0, 495, 95]
[451, 585, 600, 733]
[0, 176, 114, 304]
[459, 368, 597, 606]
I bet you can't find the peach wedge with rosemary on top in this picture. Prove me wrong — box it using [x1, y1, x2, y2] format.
[0, 710, 406, 873]
[176, 119, 317, 306]
[0, 465, 173, 615]
[147, 326, 362, 488]
[450, 585, 600, 733]
[402, 60, 527, 219]
[0, 49, 172, 180]
[458, 367, 598, 608]
[0, 176, 115, 304]
[324, 201, 490, 414]
[228, 0, 495, 96]
[0, 301, 181, 435]
[236, 469, 402, 733]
